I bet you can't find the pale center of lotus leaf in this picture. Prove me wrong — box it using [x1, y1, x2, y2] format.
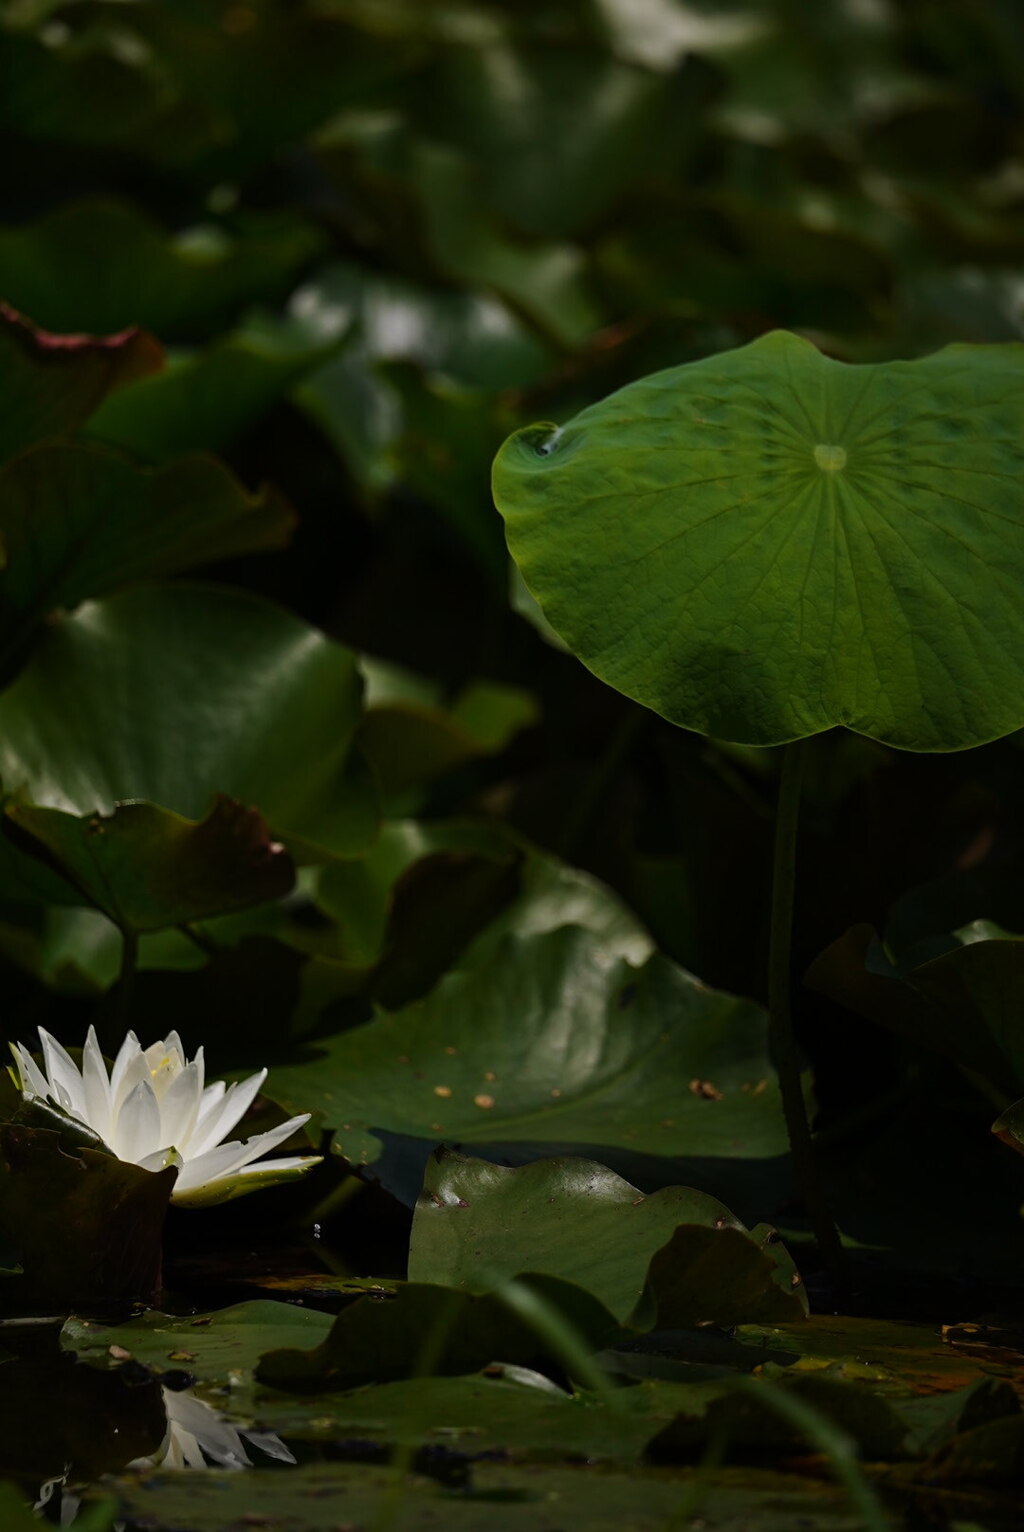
[813, 443, 847, 472]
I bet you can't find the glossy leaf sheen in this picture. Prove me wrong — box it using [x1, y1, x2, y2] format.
[269, 926, 787, 1168]
[0, 445, 294, 661]
[409, 1151, 805, 1329]
[493, 330, 1024, 750]
[0, 584, 376, 861]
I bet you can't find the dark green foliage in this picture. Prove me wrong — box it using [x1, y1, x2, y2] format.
[2, 3, 1024, 1528]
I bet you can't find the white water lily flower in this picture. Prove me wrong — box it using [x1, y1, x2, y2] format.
[11, 1026, 320, 1206]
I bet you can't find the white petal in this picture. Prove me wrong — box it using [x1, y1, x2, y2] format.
[109, 1077, 162, 1163]
[192, 1076, 225, 1130]
[109, 1031, 143, 1103]
[155, 1060, 203, 1152]
[11, 1043, 51, 1102]
[165, 1425, 205, 1469]
[182, 1070, 266, 1158]
[111, 1049, 153, 1119]
[163, 1031, 186, 1064]
[136, 1146, 183, 1174]
[39, 1030, 87, 1120]
[242, 1429, 296, 1465]
[173, 1114, 311, 1193]
[167, 1395, 251, 1469]
[171, 1155, 321, 1205]
[80, 1026, 113, 1142]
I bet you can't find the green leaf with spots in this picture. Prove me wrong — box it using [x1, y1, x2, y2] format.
[493, 330, 1024, 750]
[64, 1300, 335, 1383]
[268, 926, 787, 1177]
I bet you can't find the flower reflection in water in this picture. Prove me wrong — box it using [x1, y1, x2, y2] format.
[131, 1382, 296, 1471]
[36, 1383, 295, 1525]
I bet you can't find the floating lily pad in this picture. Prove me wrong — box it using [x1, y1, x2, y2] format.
[99, 1459, 869, 1532]
[255, 1276, 620, 1393]
[0, 583, 377, 862]
[233, 1364, 722, 1461]
[408, 1152, 805, 1330]
[65, 1300, 335, 1384]
[0, 305, 162, 464]
[493, 330, 1024, 750]
[268, 926, 788, 1176]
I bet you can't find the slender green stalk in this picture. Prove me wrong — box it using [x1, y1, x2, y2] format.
[117, 928, 138, 1034]
[769, 739, 845, 1294]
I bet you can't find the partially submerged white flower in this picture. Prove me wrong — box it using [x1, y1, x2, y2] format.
[133, 1386, 297, 1471]
[37, 1386, 295, 1520]
[10, 1027, 320, 1206]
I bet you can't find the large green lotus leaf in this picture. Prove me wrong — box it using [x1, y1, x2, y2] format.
[0, 444, 294, 662]
[0, 1125, 177, 1308]
[4, 796, 294, 934]
[408, 1151, 804, 1329]
[100, 1459, 868, 1532]
[256, 1276, 620, 1393]
[84, 332, 342, 465]
[493, 329, 1024, 750]
[0, 305, 162, 464]
[268, 926, 787, 1172]
[0, 201, 325, 340]
[0, 583, 377, 861]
